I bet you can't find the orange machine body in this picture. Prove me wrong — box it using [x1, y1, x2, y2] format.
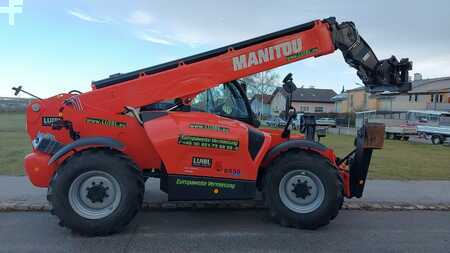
[24, 95, 339, 188]
[24, 20, 338, 187]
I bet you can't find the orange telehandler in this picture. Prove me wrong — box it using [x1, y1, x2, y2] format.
[15, 17, 411, 236]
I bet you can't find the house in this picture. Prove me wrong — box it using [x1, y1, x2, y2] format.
[250, 94, 272, 117]
[377, 74, 450, 112]
[270, 87, 337, 116]
[332, 73, 450, 113]
[331, 87, 377, 113]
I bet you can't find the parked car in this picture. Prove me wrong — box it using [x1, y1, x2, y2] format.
[266, 117, 287, 128]
[417, 113, 450, 145]
[316, 118, 336, 127]
[385, 125, 416, 141]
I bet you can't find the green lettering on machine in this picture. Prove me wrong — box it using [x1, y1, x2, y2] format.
[286, 48, 318, 61]
[189, 123, 229, 133]
[175, 179, 236, 190]
[178, 135, 239, 151]
[86, 117, 127, 128]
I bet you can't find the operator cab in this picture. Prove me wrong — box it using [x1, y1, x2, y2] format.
[142, 81, 260, 127]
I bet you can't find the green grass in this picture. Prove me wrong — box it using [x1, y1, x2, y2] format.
[0, 113, 31, 175]
[322, 134, 450, 180]
[0, 113, 449, 180]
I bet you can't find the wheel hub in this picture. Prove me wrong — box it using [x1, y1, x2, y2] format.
[86, 182, 109, 203]
[292, 179, 312, 199]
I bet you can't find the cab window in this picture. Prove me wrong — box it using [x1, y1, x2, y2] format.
[191, 83, 250, 120]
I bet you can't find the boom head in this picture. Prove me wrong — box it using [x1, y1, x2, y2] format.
[326, 17, 412, 93]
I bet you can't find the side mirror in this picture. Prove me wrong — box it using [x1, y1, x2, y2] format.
[282, 73, 296, 94]
[282, 73, 296, 121]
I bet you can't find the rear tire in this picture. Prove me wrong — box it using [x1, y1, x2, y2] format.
[264, 150, 342, 229]
[47, 149, 144, 236]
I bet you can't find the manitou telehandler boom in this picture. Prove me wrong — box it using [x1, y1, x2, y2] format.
[18, 17, 411, 236]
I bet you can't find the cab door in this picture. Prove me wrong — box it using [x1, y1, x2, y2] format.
[143, 83, 271, 201]
[176, 83, 266, 181]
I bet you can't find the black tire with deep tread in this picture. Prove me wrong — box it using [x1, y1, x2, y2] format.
[264, 150, 342, 229]
[47, 148, 144, 236]
[431, 135, 444, 145]
[331, 171, 344, 220]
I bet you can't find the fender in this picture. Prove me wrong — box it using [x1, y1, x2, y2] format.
[48, 137, 123, 165]
[260, 139, 329, 168]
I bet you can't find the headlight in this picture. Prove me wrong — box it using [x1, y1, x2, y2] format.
[32, 133, 64, 155]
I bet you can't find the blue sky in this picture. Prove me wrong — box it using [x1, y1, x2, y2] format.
[1, 0, 450, 98]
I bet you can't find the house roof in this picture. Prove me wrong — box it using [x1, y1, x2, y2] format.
[250, 94, 272, 104]
[272, 87, 337, 103]
[291, 88, 337, 103]
[331, 92, 348, 101]
[346, 86, 366, 92]
[270, 87, 287, 101]
[331, 76, 450, 100]
[373, 76, 450, 97]
[409, 77, 450, 94]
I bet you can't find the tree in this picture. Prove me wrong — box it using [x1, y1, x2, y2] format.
[240, 70, 280, 98]
[240, 71, 280, 119]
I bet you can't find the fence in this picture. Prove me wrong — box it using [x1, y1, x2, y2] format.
[327, 127, 357, 136]
[0, 97, 32, 112]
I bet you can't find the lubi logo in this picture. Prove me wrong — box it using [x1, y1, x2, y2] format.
[0, 0, 23, 26]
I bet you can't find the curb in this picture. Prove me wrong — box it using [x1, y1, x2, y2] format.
[1, 201, 449, 212]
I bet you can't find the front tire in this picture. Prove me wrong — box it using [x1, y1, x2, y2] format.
[431, 135, 444, 145]
[264, 150, 342, 229]
[47, 149, 144, 236]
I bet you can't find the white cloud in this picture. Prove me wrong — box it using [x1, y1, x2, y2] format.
[67, 9, 109, 23]
[127, 10, 154, 25]
[136, 31, 173, 45]
[68, 0, 450, 86]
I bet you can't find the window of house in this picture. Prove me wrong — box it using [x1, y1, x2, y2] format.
[431, 94, 434, 102]
[314, 106, 324, 112]
[300, 106, 309, 112]
[414, 95, 418, 102]
[409, 95, 412, 102]
[439, 94, 443, 103]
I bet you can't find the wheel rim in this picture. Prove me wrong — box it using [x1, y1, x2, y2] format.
[278, 169, 325, 214]
[69, 170, 121, 219]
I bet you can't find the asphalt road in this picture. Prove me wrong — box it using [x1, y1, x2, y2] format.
[0, 210, 448, 253]
[2, 176, 450, 205]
